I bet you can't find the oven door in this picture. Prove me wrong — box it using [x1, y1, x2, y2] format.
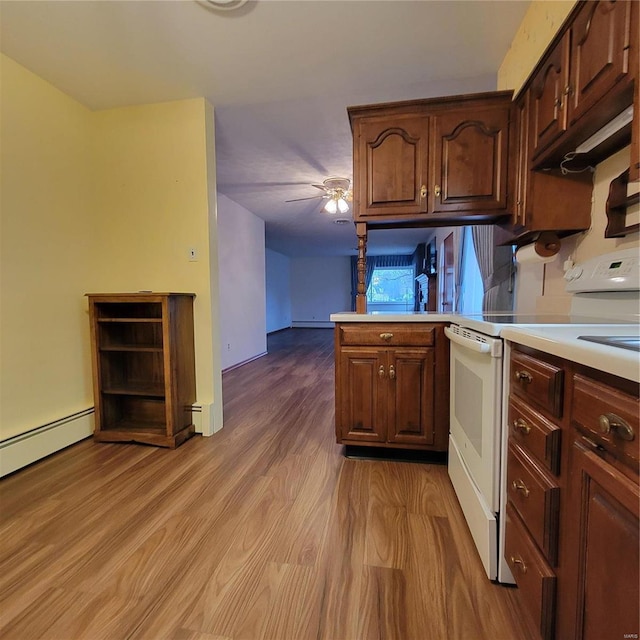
[445, 325, 504, 580]
[445, 325, 503, 512]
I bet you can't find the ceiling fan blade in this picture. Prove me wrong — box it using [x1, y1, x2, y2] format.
[311, 184, 328, 191]
[285, 194, 327, 203]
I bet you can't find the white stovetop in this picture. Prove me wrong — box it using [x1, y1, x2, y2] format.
[501, 324, 640, 383]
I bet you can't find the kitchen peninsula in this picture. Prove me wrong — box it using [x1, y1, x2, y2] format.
[331, 312, 453, 452]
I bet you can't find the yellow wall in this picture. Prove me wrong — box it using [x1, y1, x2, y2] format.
[0, 53, 220, 442]
[1, 54, 97, 440]
[498, 1, 639, 311]
[91, 99, 219, 428]
[498, 1, 575, 95]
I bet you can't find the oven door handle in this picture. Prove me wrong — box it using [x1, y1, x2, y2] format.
[444, 326, 492, 354]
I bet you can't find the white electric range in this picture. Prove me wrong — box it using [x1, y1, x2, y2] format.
[445, 248, 640, 584]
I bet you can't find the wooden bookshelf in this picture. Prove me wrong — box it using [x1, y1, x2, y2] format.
[87, 293, 196, 448]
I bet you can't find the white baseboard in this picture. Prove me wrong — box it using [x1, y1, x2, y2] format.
[192, 401, 222, 437]
[0, 409, 94, 478]
[291, 321, 334, 329]
[222, 352, 267, 375]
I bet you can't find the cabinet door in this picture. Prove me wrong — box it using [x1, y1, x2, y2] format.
[513, 91, 531, 230]
[353, 114, 429, 220]
[568, 0, 632, 126]
[563, 440, 639, 640]
[531, 32, 570, 157]
[387, 348, 435, 445]
[338, 348, 387, 442]
[430, 105, 511, 214]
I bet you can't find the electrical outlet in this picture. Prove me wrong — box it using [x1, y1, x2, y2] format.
[188, 247, 198, 262]
[227, 343, 231, 351]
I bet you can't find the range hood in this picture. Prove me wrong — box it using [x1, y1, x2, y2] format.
[575, 105, 634, 154]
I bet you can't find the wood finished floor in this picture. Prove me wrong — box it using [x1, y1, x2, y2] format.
[0, 329, 537, 640]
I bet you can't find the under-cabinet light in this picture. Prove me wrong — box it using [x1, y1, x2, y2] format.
[574, 106, 633, 154]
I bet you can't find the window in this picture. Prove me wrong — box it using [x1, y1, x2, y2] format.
[367, 266, 415, 311]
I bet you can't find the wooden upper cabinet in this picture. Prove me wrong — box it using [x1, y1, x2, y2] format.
[353, 113, 429, 219]
[348, 91, 514, 224]
[567, 0, 632, 126]
[513, 92, 531, 230]
[526, 0, 637, 168]
[431, 103, 511, 214]
[509, 88, 593, 242]
[531, 32, 570, 158]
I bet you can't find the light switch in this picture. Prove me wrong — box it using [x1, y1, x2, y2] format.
[188, 247, 198, 262]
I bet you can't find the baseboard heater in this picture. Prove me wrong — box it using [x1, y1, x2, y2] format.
[0, 408, 94, 478]
[291, 321, 333, 329]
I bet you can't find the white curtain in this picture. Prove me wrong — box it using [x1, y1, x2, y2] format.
[471, 226, 514, 312]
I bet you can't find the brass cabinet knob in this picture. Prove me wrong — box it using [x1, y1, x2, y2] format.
[434, 185, 441, 197]
[514, 370, 533, 384]
[378, 365, 385, 378]
[513, 418, 531, 435]
[389, 365, 396, 380]
[511, 479, 530, 498]
[379, 332, 393, 341]
[598, 413, 635, 441]
[420, 185, 427, 198]
[510, 556, 528, 574]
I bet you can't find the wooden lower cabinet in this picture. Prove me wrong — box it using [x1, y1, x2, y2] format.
[505, 503, 557, 640]
[334, 323, 449, 451]
[560, 438, 639, 640]
[507, 345, 640, 640]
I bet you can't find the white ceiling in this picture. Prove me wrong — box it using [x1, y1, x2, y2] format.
[0, 0, 530, 256]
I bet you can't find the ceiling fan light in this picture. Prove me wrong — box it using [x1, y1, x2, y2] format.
[324, 199, 338, 214]
[337, 198, 349, 214]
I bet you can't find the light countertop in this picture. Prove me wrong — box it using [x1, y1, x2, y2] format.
[501, 325, 640, 383]
[330, 311, 639, 382]
[330, 311, 455, 323]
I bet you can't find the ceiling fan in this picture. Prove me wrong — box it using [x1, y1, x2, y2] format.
[286, 177, 352, 214]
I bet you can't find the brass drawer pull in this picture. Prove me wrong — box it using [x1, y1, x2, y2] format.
[511, 479, 530, 498]
[513, 418, 531, 435]
[598, 413, 635, 441]
[378, 365, 385, 378]
[389, 365, 396, 380]
[510, 555, 528, 574]
[379, 333, 394, 341]
[434, 184, 441, 197]
[514, 370, 533, 383]
[420, 185, 427, 198]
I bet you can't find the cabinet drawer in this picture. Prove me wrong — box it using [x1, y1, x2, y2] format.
[509, 395, 561, 475]
[505, 503, 556, 640]
[511, 350, 564, 418]
[572, 373, 639, 468]
[507, 443, 560, 565]
[338, 324, 435, 347]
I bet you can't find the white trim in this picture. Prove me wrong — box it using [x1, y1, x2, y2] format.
[0, 409, 94, 477]
[221, 351, 267, 374]
[192, 401, 221, 436]
[291, 321, 333, 329]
